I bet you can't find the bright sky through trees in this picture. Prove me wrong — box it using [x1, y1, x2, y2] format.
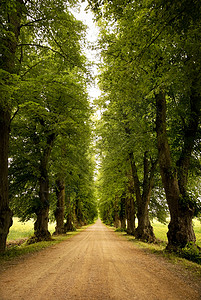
[72, 1, 101, 101]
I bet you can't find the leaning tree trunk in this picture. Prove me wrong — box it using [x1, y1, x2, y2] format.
[54, 179, 65, 235]
[156, 91, 197, 250]
[0, 0, 23, 252]
[130, 152, 156, 242]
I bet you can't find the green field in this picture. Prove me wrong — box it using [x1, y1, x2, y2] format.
[8, 217, 56, 241]
[8, 217, 201, 248]
[151, 218, 201, 247]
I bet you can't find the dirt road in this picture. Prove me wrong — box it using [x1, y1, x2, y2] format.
[0, 219, 200, 300]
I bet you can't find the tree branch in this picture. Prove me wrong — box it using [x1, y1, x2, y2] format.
[17, 43, 66, 58]
[11, 107, 20, 123]
[20, 18, 47, 28]
[20, 61, 42, 78]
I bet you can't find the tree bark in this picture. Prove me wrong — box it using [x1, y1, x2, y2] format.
[0, 109, 13, 253]
[177, 85, 200, 198]
[33, 132, 55, 241]
[74, 195, 85, 228]
[64, 191, 75, 232]
[130, 152, 156, 242]
[155, 91, 197, 250]
[54, 179, 65, 235]
[119, 194, 126, 230]
[126, 194, 135, 235]
[125, 170, 135, 235]
[0, 0, 23, 252]
[114, 195, 120, 228]
[34, 171, 51, 241]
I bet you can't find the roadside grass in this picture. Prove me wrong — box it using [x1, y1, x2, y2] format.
[120, 232, 201, 277]
[113, 218, 201, 276]
[0, 218, 89, 263]
[7, 217, 56, 241]
[0, 232, 80, 262]
[2, 218, 201, 267]
[151, 218, 201, 248]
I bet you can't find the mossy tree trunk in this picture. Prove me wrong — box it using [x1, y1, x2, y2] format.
[0, 0, 23, 253]
[0, 109, 13, 253]
[155, 90, 199, 250]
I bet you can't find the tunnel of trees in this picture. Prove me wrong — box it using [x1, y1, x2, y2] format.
[90, 0, 201, 251]
[0, 0, 201, 254]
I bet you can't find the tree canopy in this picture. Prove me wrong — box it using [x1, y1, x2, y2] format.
[0, 0, 97, 252]
[0, 0, 200, 254]
[91, 0, 201, 250]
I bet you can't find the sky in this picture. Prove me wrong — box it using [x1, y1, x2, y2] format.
[72, 1, 101, 101]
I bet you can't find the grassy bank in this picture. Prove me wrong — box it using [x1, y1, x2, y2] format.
[7, 217, 201, 247]
[0, 218, 88, 262]
[7, 217, 56, 241]
[151, 218, 201, 247]
[2, 217, 200, 264]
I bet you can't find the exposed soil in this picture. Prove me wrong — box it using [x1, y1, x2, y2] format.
[0, 219, 200, 300]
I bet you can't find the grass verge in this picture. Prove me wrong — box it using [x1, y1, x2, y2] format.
[0, 226, 88, 263]
[114, 230, 201, 278]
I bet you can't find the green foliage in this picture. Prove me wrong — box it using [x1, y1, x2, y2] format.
[92, 0, 201, 246]
[115, 227, 126, 232]
[1, 0, 97, 231]
[179, 243, 201, 265]
[7, 218, 56, 240]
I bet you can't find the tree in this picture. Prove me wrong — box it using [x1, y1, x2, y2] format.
[90, 0, 201, 250]
[54, 178, 65, 235]
[0, 0, 91, 250]
[0, 0, 23, 253]
[96, 89, 158, 241]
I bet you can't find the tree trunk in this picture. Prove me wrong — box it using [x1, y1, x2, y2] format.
[114, 212, 120, 228]
[125, 170, 135, 235]
[120, 217, 126, 230]
[64, 191, 75, 232]
[119, 194, 126, 230]
[33, 132, 55, 242]
[54, 179, 65, 235]
[130, 152, 156, 242]
[155, 91, 196, 250]
[114, 195, 120, 228]
[0, 0, 23, 253]
[0, 109, 13, 253]
[135, 211, 155, 242]
[74, 195, 85, 228]
[126, 193, 135, 235]
[177, 85, 200, 195]
[34, 174, 51, 241]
